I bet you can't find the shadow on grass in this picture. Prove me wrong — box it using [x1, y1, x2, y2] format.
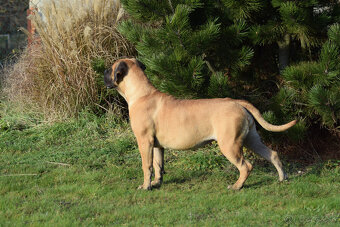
[157, 158, 334, 190]
[163, 170, 211, 185]
[243, 179, 273, 189]
[282, 159, 328, 178]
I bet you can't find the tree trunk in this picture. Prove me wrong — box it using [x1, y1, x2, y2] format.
[277, 34, 290, 72]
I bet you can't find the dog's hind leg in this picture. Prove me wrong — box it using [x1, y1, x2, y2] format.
[244, 126, 287, 181]
[218, 138, 253, 190]
[151, 147, 164, 188]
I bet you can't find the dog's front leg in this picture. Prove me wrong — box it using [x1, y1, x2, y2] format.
[136, 137, 154, 190]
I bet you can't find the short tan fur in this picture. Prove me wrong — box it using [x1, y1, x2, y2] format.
[104, 58, 296, 190]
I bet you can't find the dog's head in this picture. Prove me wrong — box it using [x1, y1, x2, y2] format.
[104, 58, 146, 89]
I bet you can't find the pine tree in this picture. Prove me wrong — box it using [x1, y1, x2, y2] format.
[272, 23, 340, 133]
[119, 0, 257, 98]
[118, 0, 339, 136]
[250, 0, 337, 71]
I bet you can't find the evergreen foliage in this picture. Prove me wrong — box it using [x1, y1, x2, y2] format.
[119, 0, 339, 137]
[119, 0, 255, 98]
[250, 0, 337, 71]
[272, 24, 340, 133]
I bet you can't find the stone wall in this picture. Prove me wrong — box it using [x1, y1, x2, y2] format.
[0, 0, 29, 61]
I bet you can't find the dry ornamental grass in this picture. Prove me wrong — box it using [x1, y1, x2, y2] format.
[4, 0, 134, 120]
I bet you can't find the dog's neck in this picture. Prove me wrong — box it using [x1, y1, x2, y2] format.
[119, 71, 157, 107]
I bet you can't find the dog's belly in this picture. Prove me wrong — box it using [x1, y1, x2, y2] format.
[191, 138, 216, 149]
[155, 134, 216, 150]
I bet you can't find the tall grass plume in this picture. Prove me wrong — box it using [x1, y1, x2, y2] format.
[4, 0, 134, 120]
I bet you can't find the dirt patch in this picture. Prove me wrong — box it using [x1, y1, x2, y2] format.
[274, 126, 340, 164]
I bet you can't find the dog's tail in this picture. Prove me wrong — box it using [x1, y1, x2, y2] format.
[235, 100, 297, 132]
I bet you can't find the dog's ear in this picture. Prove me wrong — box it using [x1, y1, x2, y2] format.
[114, 61, 129, 84]
[136, 59, 146, 71]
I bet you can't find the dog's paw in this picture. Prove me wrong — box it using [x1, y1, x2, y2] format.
[279, 172, 288, 182]
[227, 184, 242, 190]
[151, 180, 162, 188]
[137, 184, 151, 190]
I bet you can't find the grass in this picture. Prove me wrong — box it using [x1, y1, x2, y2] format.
[0, 111, 339, 226]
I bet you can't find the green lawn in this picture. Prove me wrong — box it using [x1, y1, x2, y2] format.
[0, 112, 339, 226]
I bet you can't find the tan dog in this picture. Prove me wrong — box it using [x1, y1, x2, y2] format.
[104, 58, 296, 190]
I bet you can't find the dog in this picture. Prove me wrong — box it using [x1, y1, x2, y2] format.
[104, 58, 296, 190]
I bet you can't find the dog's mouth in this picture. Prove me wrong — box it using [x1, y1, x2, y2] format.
[106, 85, 116, 89]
